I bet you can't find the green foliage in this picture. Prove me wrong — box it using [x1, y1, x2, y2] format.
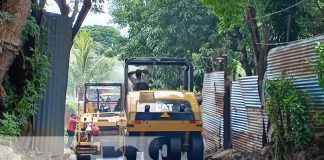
[314, 42, 324, 128]
[0, 113, 21, 136]
[0, 12, 14, 25]
[19, 46, 50, 120]
[296, 1, 324, 37]
[3, 45, 50, 128]
[67, 29, 114, 98]
[22, 14, 40, 40]
[313, 111, 324, 125]
[203, 0, 245, 32]
[315, 42, 324, 89]
[192, 52, 208, 93]
[82, 25, 125, 57]
[66, 99, 77, 113]
[266, 73, 312, 158]
[0, 16, 50, 136]
[262, 0, 306, 42]
[111, 0, 217, 89]
[112, 0, 216, 58]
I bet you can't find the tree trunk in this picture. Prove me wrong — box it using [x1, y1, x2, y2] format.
[228, 27, 253, 77]
[246, 7, 270, 99]
[54, 0, 92, 41]
[54, 0, 70, 16]
[0, 0, 32, 111]
[239, 47, 252, 76]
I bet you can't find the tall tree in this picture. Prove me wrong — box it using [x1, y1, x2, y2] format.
[0, 0, 32, 112]
[82, 25, 125, 57]
[53, 0, 107, 40]
[67, 29, 114, 99]
[0, 0, 106, 117]
[111, 0, 217, 89]
[203, 0, 319, 96]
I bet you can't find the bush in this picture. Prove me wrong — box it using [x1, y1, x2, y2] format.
[266, 73, 312, 159]
[315, 42, 324, 89]
[66, 99, 77, 113]
[0, 113, 21, 136]
[314, 42, 324, 129]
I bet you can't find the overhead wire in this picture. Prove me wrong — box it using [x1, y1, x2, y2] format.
[255, 41, 295, 46]
[252, 0, 306, 20]
[247, 0, 307, 46]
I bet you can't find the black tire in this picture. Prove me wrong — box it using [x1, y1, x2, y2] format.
[187, 133, 203, 160]
[168, 137, 182, 160]
[76, 154, 91, 160]
[115, 147, 123, 157]
[125, 145, 138, 160]
[149, 138, 160, 160]
[103, 146, 118, 158]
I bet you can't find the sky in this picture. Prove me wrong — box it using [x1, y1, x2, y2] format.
[45, 0, 128, 36]
[45, 1, 128, 83]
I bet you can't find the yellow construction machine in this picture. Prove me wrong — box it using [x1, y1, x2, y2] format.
[74, 58, 204, 160]
[74, 83, 127, 159]
[123, 57, 204, 160]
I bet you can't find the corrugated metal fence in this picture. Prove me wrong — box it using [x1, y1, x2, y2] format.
[203, 35, 324, 153]
[201, 72, 224, 153]
[33, 13, 72, 156]
[266, 34, 324, 108]
[266, 34, 324, 132]
[230, 76, 266, 153]
[203, 74, 266, 153]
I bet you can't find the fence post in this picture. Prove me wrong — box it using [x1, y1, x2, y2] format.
[218, 55, 231, 149]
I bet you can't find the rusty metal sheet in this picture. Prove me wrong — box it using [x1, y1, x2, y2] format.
[202, 128, 219, 153]
[216, 92, 224, 116]
[201, 72, 224, 151]
[232, 131, 252, 152]
[231, 107, 264, 153]
[266, 34, 324, 108]
[246, 107, 264, 152]
[230, 76, 265, 153]
[201, 73, 218, 152]
[211, 72, 224, 148]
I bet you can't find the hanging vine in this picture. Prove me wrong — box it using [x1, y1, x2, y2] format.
[0, 12, 50, 136]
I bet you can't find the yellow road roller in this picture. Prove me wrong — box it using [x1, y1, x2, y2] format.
[123, 57, 204, 160]
[74, 83, 127, 159]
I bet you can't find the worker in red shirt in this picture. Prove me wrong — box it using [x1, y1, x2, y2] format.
[66, 114, 77, 148]
[92, 124, 100, 141]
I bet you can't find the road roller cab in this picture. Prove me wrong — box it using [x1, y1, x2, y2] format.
[124, 57, 204, 160]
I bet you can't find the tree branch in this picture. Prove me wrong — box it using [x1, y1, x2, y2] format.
[286, 15, 291, 42]
[54, 0, 70, 15]
[239, 47, 253, 76]
[246, 7, 261, 65]
[71, 0, 79, 23]
[72, 0, 92, 40]
[40, 0, 47, 10]
[260, 24, 270, 76]
[262, 24, 270, 53]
